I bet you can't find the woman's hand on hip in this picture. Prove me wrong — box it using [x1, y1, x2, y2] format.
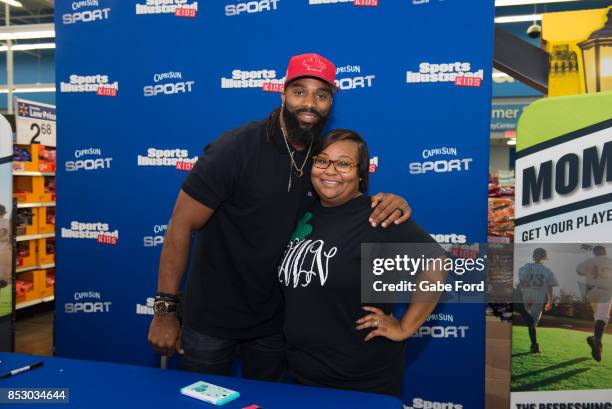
[356, 306, 411, 342]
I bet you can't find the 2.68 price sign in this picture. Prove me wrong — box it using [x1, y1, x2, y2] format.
[15, 97, 57, 146]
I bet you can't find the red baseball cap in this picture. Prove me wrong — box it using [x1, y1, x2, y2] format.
[285, 53, 338, 93]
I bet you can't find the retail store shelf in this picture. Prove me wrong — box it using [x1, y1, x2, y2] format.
[17, 202, 56, 208]
[16, 263, 55, 274]
[16, 295, 55, 310]
[13, 171, 55, 176]
[16, 233, 55, 242]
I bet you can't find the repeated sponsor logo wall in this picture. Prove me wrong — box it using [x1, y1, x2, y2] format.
[55, 1, 493, 407]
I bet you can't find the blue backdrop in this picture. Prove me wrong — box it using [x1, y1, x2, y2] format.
[54, 1, 494, 408]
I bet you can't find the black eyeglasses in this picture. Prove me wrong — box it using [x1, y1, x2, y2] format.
[312, 155, 359, 173]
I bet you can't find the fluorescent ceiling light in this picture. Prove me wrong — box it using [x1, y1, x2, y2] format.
[0, 84, 55, 93]
[495, 0, 581, 6]
[0, 43, 55, 52]
[492, 72, 511, 78]
[0, 88, 56, 93]
[0, 0, 23, 7]
[0, 30, 55, 40]
[495, 14, 542, 23]
[0, 23, 55, 40]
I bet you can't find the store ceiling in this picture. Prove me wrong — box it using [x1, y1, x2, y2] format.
[495, 0, 611, 18]
[0, 0, 54, 25]
[0, 0, 609, 26]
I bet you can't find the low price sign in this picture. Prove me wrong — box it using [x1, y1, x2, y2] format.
[15, 98, 56, 147]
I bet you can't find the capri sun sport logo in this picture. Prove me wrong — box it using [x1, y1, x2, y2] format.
[335, 64, 375, 91]
[225, 0, 280, 16]
[144, 71, 195, 97]
[65, 148, 113, 172]
[409, 147, 473, 175]
[62, 1, 111, 24]
[65, 291, 112, 313]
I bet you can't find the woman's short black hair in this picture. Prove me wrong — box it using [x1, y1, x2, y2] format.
[313, 129, 369, 192]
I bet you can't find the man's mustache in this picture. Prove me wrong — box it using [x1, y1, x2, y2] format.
[295, 108, 322, 119]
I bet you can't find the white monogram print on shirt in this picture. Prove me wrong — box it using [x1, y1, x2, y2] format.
[278, 239, 338, 288]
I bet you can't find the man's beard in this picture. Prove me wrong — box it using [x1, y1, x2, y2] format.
[282, 106, 329, 147]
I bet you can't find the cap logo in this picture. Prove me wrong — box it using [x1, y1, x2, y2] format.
[302, 55, 327, 73]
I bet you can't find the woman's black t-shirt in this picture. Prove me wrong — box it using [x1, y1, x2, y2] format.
[278, 195, 440, 396]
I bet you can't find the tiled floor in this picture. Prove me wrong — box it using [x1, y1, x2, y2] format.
[15, 310, 53, 356]
[486, 316, 511, 409]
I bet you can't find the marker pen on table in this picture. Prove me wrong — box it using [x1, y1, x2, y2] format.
[0, 362, 44, 378]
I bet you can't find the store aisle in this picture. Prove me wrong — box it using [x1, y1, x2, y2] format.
[15, 310, 53, 356]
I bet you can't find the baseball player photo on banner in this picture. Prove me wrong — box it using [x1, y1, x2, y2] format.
[512, 92, 612, 408]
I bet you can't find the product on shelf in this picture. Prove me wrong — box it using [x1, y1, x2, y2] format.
[46, 208, 55, 225]
[46, 273, 55, 287]
[13, 146, 32, 162]
[15, 279, 33, 296]
[15, 208, 35, 236]
[16, 242, 30, 266]
[46, 238, 56, 255]
[487, 172, 515, 243]
[13, 141, 57, 308]
[488, 198, 515, 242]
[38, 146, 57, 172]
[44, 177, 56, 194]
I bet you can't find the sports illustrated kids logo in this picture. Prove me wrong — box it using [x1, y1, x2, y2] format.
[60, 74, 118, 96]
[406, 62, 484, 87]
[61, 221, 119, 245]
[137, 148, 198, 171]
[135, 0, 198, 17]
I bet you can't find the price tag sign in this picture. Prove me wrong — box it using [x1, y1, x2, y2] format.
[15, 97, 56, 147]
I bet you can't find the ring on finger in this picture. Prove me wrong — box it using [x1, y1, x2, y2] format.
[394, 207, 404, 217]
[373, 319, 379, 327]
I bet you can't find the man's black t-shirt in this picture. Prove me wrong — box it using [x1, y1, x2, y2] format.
[182, 120, 314, 339]
[279, 195, 440, 396]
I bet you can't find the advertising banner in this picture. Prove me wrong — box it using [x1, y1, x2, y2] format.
[0, 114, 14, 352]
[512, 92, 612, 407]
[55, 1, 495, 407]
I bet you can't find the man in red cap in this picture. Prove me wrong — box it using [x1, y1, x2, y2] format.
[148, 53, 412, 381]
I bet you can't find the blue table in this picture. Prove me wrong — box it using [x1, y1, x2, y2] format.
[0, 353, 402, 408]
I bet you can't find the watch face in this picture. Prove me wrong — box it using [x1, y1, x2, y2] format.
[154, 301, 168, 315]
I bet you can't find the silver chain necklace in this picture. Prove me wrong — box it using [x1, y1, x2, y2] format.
[280, 126, 312, 192]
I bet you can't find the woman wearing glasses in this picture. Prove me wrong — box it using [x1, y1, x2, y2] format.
[278, 129, 445, 397]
